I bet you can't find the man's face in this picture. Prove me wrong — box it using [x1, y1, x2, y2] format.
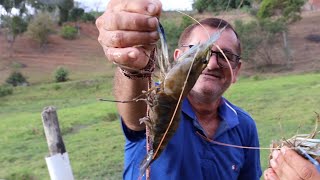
[174, 26, 241, 101]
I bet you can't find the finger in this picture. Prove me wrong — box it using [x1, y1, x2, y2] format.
[101, 46, 152, 70]
[108, 0, 162, 16]
[281, 147, 319, 180]
[264, 168, 279, 180]
[102, 12, 158, 31]
[271, 149, 302, 180]
[98, 30, 159, 48]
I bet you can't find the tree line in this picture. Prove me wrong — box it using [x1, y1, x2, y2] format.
[0, 0, 96, 54]
[192, 0, 306, 69]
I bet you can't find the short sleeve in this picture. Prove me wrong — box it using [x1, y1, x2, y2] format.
[121, 118, 146, 142]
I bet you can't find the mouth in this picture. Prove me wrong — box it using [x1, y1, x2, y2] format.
[201, 71, 222, 79]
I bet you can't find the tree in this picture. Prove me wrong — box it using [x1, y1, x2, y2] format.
[0, 0, 28, 56]
[27, 0, 58, 12]
[0, 0, 27, 15]
[69, 7, 84, 35]
[57, 0, 74, 25]
[235, 19, 285, 68]
[257, 0, 305, 68]
[192, 0, 253, 13]
[26, 12, 54, 48]
[1, 15, 28, 56]
[70, 7, 84, 22]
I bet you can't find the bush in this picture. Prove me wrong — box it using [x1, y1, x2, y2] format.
[60, 25, 77, 40]
[0, 85, 13, 97]
[26, 12, 54, 48]
[81, 13, 96, 23]
[6, 72, 28, 86]
[54, 67, 69, 82]
[305, 34, 320, 43]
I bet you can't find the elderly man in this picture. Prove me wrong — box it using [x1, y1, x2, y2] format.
[96, 0, 262, 179]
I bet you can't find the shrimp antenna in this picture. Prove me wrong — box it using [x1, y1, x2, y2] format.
[176, 10, 210, 39]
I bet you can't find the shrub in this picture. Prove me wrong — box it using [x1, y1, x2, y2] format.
[54, 67, 69, 82]
[305, 34, 320, 43]
[6, 72, 28, 86]
[0, 85, 13, 97]
[60, 25, 77, 40]
[26, 12, 54, 48]
[81, 13, 96, 23]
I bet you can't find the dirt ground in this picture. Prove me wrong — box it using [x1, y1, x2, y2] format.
[0, 22, 110, 84]
[0, 11, 319, 84]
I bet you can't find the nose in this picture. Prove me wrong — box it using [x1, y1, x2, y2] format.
[206, 53, 219, 70]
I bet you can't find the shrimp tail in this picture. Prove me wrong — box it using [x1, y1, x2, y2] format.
[139, 150, 154, 178]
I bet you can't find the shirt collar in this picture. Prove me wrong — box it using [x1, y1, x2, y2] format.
[182, 97, 239, 138]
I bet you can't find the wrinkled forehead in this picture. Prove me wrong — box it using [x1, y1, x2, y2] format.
[187, 26, 239, 53]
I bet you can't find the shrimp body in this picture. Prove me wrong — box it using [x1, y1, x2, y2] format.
[139, 27, 225, 176]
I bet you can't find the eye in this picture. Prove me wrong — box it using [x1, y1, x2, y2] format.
[219, 52, 235, 61]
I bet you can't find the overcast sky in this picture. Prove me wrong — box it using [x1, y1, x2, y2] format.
[76, 0, 193, 11]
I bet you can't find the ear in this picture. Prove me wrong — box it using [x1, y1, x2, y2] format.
[232, 61, 242, 83]
[174, 49, 183, 60]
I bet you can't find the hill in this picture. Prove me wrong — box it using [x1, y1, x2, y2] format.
[0, 22, 111, 84]
[1, 11, 320, 84]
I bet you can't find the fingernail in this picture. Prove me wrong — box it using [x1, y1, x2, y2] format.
[272, 150, 279, 160]
[147, 3, 156, 14]
[281, 147, 287, 155]
[128, 51, 136, 59]
[270, 159, 277, 168]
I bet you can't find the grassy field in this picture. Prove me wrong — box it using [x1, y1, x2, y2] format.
[1, 72, 320, 179]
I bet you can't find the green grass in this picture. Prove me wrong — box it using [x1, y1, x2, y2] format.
[0, 76, 123, 180]
[1, 73, 320, 179]
[225, 73, 320, 171]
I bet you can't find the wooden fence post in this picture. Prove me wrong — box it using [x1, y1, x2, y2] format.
[41, 106, 66, 155]
[41, 106, 74, 180]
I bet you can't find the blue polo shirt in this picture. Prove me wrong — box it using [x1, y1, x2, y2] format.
[121, 97, 262, 180]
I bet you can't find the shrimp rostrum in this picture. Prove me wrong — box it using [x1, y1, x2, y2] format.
[139, 25, 226, 176]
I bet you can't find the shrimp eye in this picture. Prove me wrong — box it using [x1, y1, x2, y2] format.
[202, 58, 208, 64]
[202, 51, 211, 64]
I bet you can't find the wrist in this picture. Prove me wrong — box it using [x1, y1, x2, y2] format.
[119, 49, 155, 80]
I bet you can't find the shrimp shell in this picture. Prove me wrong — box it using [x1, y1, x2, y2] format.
[139, 25, 226, 176]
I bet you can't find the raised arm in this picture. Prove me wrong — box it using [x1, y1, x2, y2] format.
[96, 0, 162, 131]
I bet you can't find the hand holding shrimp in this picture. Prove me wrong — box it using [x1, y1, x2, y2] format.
[96, 0, 162, 70]
[96, 0, 162, 131]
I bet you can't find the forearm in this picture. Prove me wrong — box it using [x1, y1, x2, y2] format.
[114, 67, 148, 131]
[96, 0, 161, 131]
